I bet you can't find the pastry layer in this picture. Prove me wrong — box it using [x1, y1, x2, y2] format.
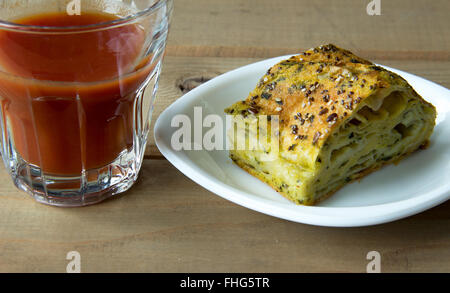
[225, 44, 436, 205]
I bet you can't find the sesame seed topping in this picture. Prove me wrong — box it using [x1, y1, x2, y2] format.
[318, 108, 329, 115]
[247, 107, 259, 115]
[326, 113, 338, 123]
[312, 132, 321, 145]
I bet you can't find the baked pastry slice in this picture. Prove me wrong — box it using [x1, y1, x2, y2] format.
[225, 44, 436, 205]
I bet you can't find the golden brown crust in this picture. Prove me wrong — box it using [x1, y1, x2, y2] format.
[225, 44, 437, 205]
[225, 44, 434, 163]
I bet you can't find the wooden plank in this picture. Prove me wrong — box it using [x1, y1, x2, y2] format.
[146, 56, 450, 157]
[0, 160, 448, 272]
[1, 0, 449, 274]
[166, 45, 450, 61]
[167, 0, 450, 58]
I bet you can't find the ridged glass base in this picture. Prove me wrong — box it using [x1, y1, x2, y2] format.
[10, 148, 142, 207]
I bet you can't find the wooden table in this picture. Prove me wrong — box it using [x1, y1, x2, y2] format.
[0, 0, 449, 273]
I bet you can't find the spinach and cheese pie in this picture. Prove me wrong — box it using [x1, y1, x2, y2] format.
[225, 44, 436, 205]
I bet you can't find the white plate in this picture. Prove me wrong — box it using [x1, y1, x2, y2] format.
[154, 55, 450, 227]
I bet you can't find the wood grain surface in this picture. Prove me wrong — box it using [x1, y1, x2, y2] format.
[1, 160, 449, 273]
[0, 0, 449, 273]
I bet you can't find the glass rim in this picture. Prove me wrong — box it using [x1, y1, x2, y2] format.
[0, 0, 168, 32]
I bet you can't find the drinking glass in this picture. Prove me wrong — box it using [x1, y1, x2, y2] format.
[0, 0, 173, 206]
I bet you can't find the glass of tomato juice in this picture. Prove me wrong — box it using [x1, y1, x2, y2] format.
[0, 0, 173, 206]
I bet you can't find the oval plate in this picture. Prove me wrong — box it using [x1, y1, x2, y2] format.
[154, 55, 450, 227]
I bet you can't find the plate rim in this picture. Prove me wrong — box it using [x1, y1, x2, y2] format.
[154, 54, 450, 227]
